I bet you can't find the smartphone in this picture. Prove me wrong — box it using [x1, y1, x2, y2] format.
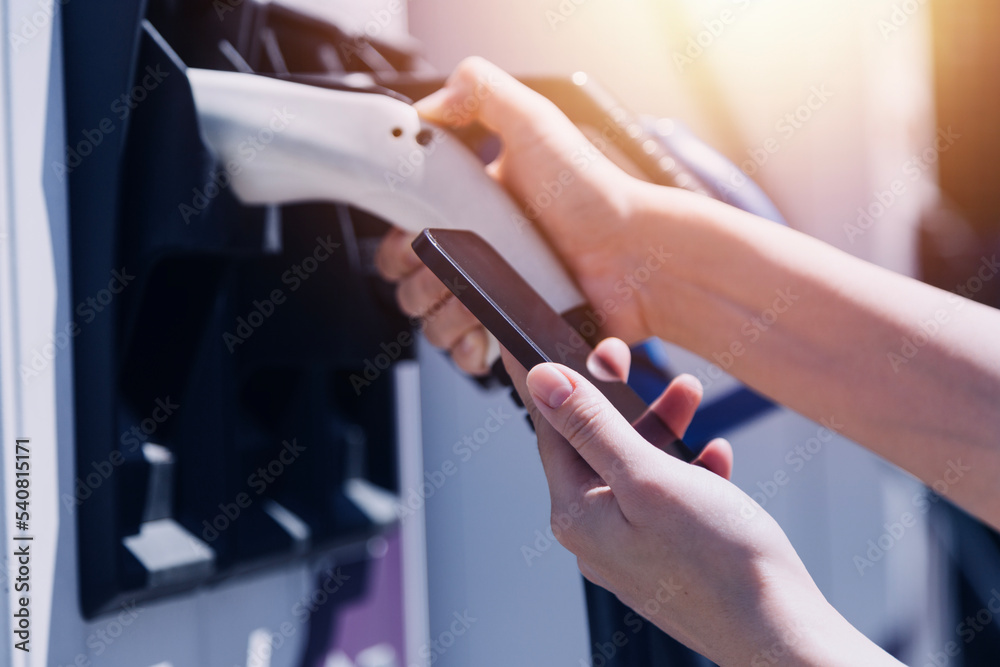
[412, 228, 695, 463]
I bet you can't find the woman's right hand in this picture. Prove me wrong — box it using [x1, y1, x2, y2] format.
[499, 340, 904, 667]
[375, 57, 693, 373]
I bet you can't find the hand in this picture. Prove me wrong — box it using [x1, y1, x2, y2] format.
[375, 57, 687, 374]
[503, 339, 902, 666]
[375, 227, 493, 375]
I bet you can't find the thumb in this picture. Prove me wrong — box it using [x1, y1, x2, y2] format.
[413, 56, 555, 137]
[526, 363, 656, 485]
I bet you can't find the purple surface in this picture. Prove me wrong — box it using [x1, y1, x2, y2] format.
[326, 529, 406, 665]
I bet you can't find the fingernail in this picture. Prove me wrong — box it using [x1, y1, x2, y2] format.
[527, 364, 574, 409]
[586, 352, 619, 383]
[457, 329, 483, 357]
[675, 373, 702, 392]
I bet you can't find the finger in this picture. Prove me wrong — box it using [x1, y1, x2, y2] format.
[374, 228, 422, 282]
[395, 268, 452, 318]
[413, 57, 629, 253]
[450, 327, 491, 376]
[502, 351, 604, 503]
[413, 57, 556, 138]
[647, 374, 703, 439]
[421, 296, 480, 350]
[587, 338, 631, 383]
[525, 363, 654, 485]
[693, 438, 734, 481]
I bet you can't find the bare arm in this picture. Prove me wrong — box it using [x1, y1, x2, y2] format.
[377, 56, 1000, 527]
[635, 185, 1000, 528]
[374, 56, 984, 665]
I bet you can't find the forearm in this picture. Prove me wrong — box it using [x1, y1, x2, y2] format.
[635, 185, 1000, 528]
[720, 581, 904, 667]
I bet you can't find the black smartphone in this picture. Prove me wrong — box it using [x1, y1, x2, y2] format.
[412, 228, 695, 463]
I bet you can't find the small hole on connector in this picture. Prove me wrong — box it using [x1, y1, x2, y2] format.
[416, 129, 434, 146]
[391, 127, 403, 138]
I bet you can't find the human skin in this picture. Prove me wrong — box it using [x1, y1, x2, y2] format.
[374, 56, 1000, 664]
[507, 340, 901, 666]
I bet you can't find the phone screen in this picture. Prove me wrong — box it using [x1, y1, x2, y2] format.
[412, 228, 695, 462]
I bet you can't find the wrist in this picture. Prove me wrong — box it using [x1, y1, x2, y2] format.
[739, 576, 901, 667]
[626, 183, 737, 345]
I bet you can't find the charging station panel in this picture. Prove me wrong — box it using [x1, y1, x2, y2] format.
[67, 17, 413, 617]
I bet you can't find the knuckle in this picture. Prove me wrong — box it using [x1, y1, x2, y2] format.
[394, 282, 422, 317]
[452, 333, 489, 376]
[562, 399, 607, 454]
[422, 324, 447, 349]
[454, 355, 485, 377]
[418, 269, 448, 302]
[375, 233, 400, 269]
[373, 248, 390, 280]
[375, 231, 419, 282]
[421, 292, 453, 325]
[374, 244, 398, 282]
[454, 56, 487, 84]
[397, 271, 447, 318]
[448, 299, 478, 329]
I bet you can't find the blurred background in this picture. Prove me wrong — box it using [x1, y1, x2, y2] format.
[1, 0, 998, 666]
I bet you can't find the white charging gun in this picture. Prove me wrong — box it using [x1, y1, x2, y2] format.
[188, 69, 586, 326]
